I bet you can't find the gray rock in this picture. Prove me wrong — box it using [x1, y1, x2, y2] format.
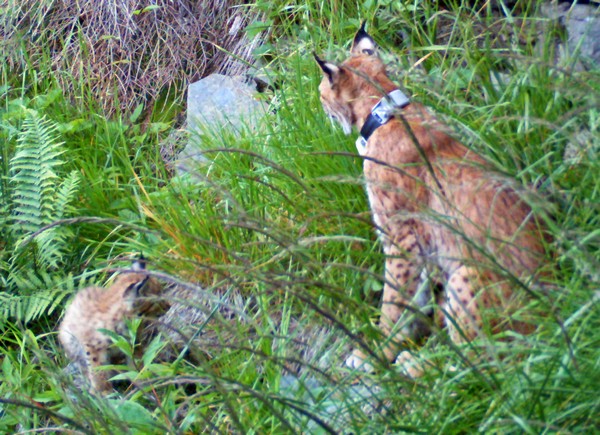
[541, 2, 600, 70]
[563, 128, 598, 164]
[565, 4, 600, 69]
[157, 283, 350, 376]
[176, 74, 267, 177]
[278, 375, 386, 430]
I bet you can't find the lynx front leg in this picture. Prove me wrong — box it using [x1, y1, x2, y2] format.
[442, 265, 484, 344]
[346, 229, 426, 371]
[84, 344, 112, 395]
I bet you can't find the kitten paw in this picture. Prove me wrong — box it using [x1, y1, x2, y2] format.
[345, 350, 374, 373]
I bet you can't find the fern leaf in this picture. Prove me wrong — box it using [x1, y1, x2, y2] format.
[12, 112, 65, 224]
[54, 171, 81, 220]
[0, 270, 78, 324]
[8, 111, 80, 268]
[9, 112, 60, 233]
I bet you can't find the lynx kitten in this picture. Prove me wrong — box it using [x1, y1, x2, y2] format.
[58, 258, 168, 394]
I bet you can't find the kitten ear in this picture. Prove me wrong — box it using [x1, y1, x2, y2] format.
[351, 22, 377, 56]
[313, 52, 341, 85]
[132, 254, 146, 272]
[124, 277, 150, 301]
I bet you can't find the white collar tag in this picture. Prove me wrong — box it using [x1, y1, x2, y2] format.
[356, 89, 410, 156]
[370, 89, 410, 124]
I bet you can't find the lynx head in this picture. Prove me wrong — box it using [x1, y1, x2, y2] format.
[114, 256, 170, 316]
[314, 23, 395, 135]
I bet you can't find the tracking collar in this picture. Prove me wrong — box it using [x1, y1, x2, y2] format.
[356, 89, 410, 155]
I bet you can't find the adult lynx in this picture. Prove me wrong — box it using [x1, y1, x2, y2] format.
[315, 25, 549, 375]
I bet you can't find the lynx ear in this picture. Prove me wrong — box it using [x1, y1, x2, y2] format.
[314, 52, 341, 85]
[124, 277, 150, 301]
[351, 22, 377, 56]
[132, 254, 146, 272]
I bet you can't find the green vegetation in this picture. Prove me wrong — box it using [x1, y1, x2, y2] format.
[1, 0, 598, 432]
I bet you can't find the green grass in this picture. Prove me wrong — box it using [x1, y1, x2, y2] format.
[1, 0, 599, 432]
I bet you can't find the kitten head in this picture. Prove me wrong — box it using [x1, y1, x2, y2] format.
[117, 256, 170, 316]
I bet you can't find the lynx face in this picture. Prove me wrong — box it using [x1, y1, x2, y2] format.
[317, 76, 354, 135]
[315, 35, 393, 137]
[58, 258, 169, 394]
[315, 25, 549, 376]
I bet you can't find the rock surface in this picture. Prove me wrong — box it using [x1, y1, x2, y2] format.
[541, 2, 600, 69]
[176, 74, 267, 176]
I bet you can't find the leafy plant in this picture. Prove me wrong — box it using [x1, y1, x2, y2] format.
[0, 110, 80, 324]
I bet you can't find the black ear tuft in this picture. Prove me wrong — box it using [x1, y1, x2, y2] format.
[124, 276, 149, 299]
[313, 52, 327, 70]
[314, 52, 341, 85]
[351, 22, 377, 56]
[355, 21, 369, 43]
[132, 254, 146, 271]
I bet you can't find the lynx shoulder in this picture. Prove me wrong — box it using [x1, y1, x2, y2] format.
[58, 258, 169, 394]
[315, 24, 550, 376]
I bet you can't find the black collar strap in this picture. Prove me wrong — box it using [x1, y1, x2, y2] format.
[356, 89, 410, 155]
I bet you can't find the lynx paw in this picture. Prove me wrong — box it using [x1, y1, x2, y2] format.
[345, 350, 374, 373]
[394, 351, 425, 378]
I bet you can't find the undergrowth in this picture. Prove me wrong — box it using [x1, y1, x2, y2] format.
[1, 0, 598, 433]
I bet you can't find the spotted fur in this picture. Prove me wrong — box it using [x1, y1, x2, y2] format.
[58, 259, 169, 394]
[315, 26, 550, 375]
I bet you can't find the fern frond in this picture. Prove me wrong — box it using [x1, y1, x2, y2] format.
[54, 171, 81, 220]
[0, 270, 78, 324]
[8, 111, 80, 268]
[33, 172, 81, 267]
[9, 111, 65, 233]
[34, 228, 72, 269]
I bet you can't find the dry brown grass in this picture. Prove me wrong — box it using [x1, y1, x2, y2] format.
[1, 0, 265, 113]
